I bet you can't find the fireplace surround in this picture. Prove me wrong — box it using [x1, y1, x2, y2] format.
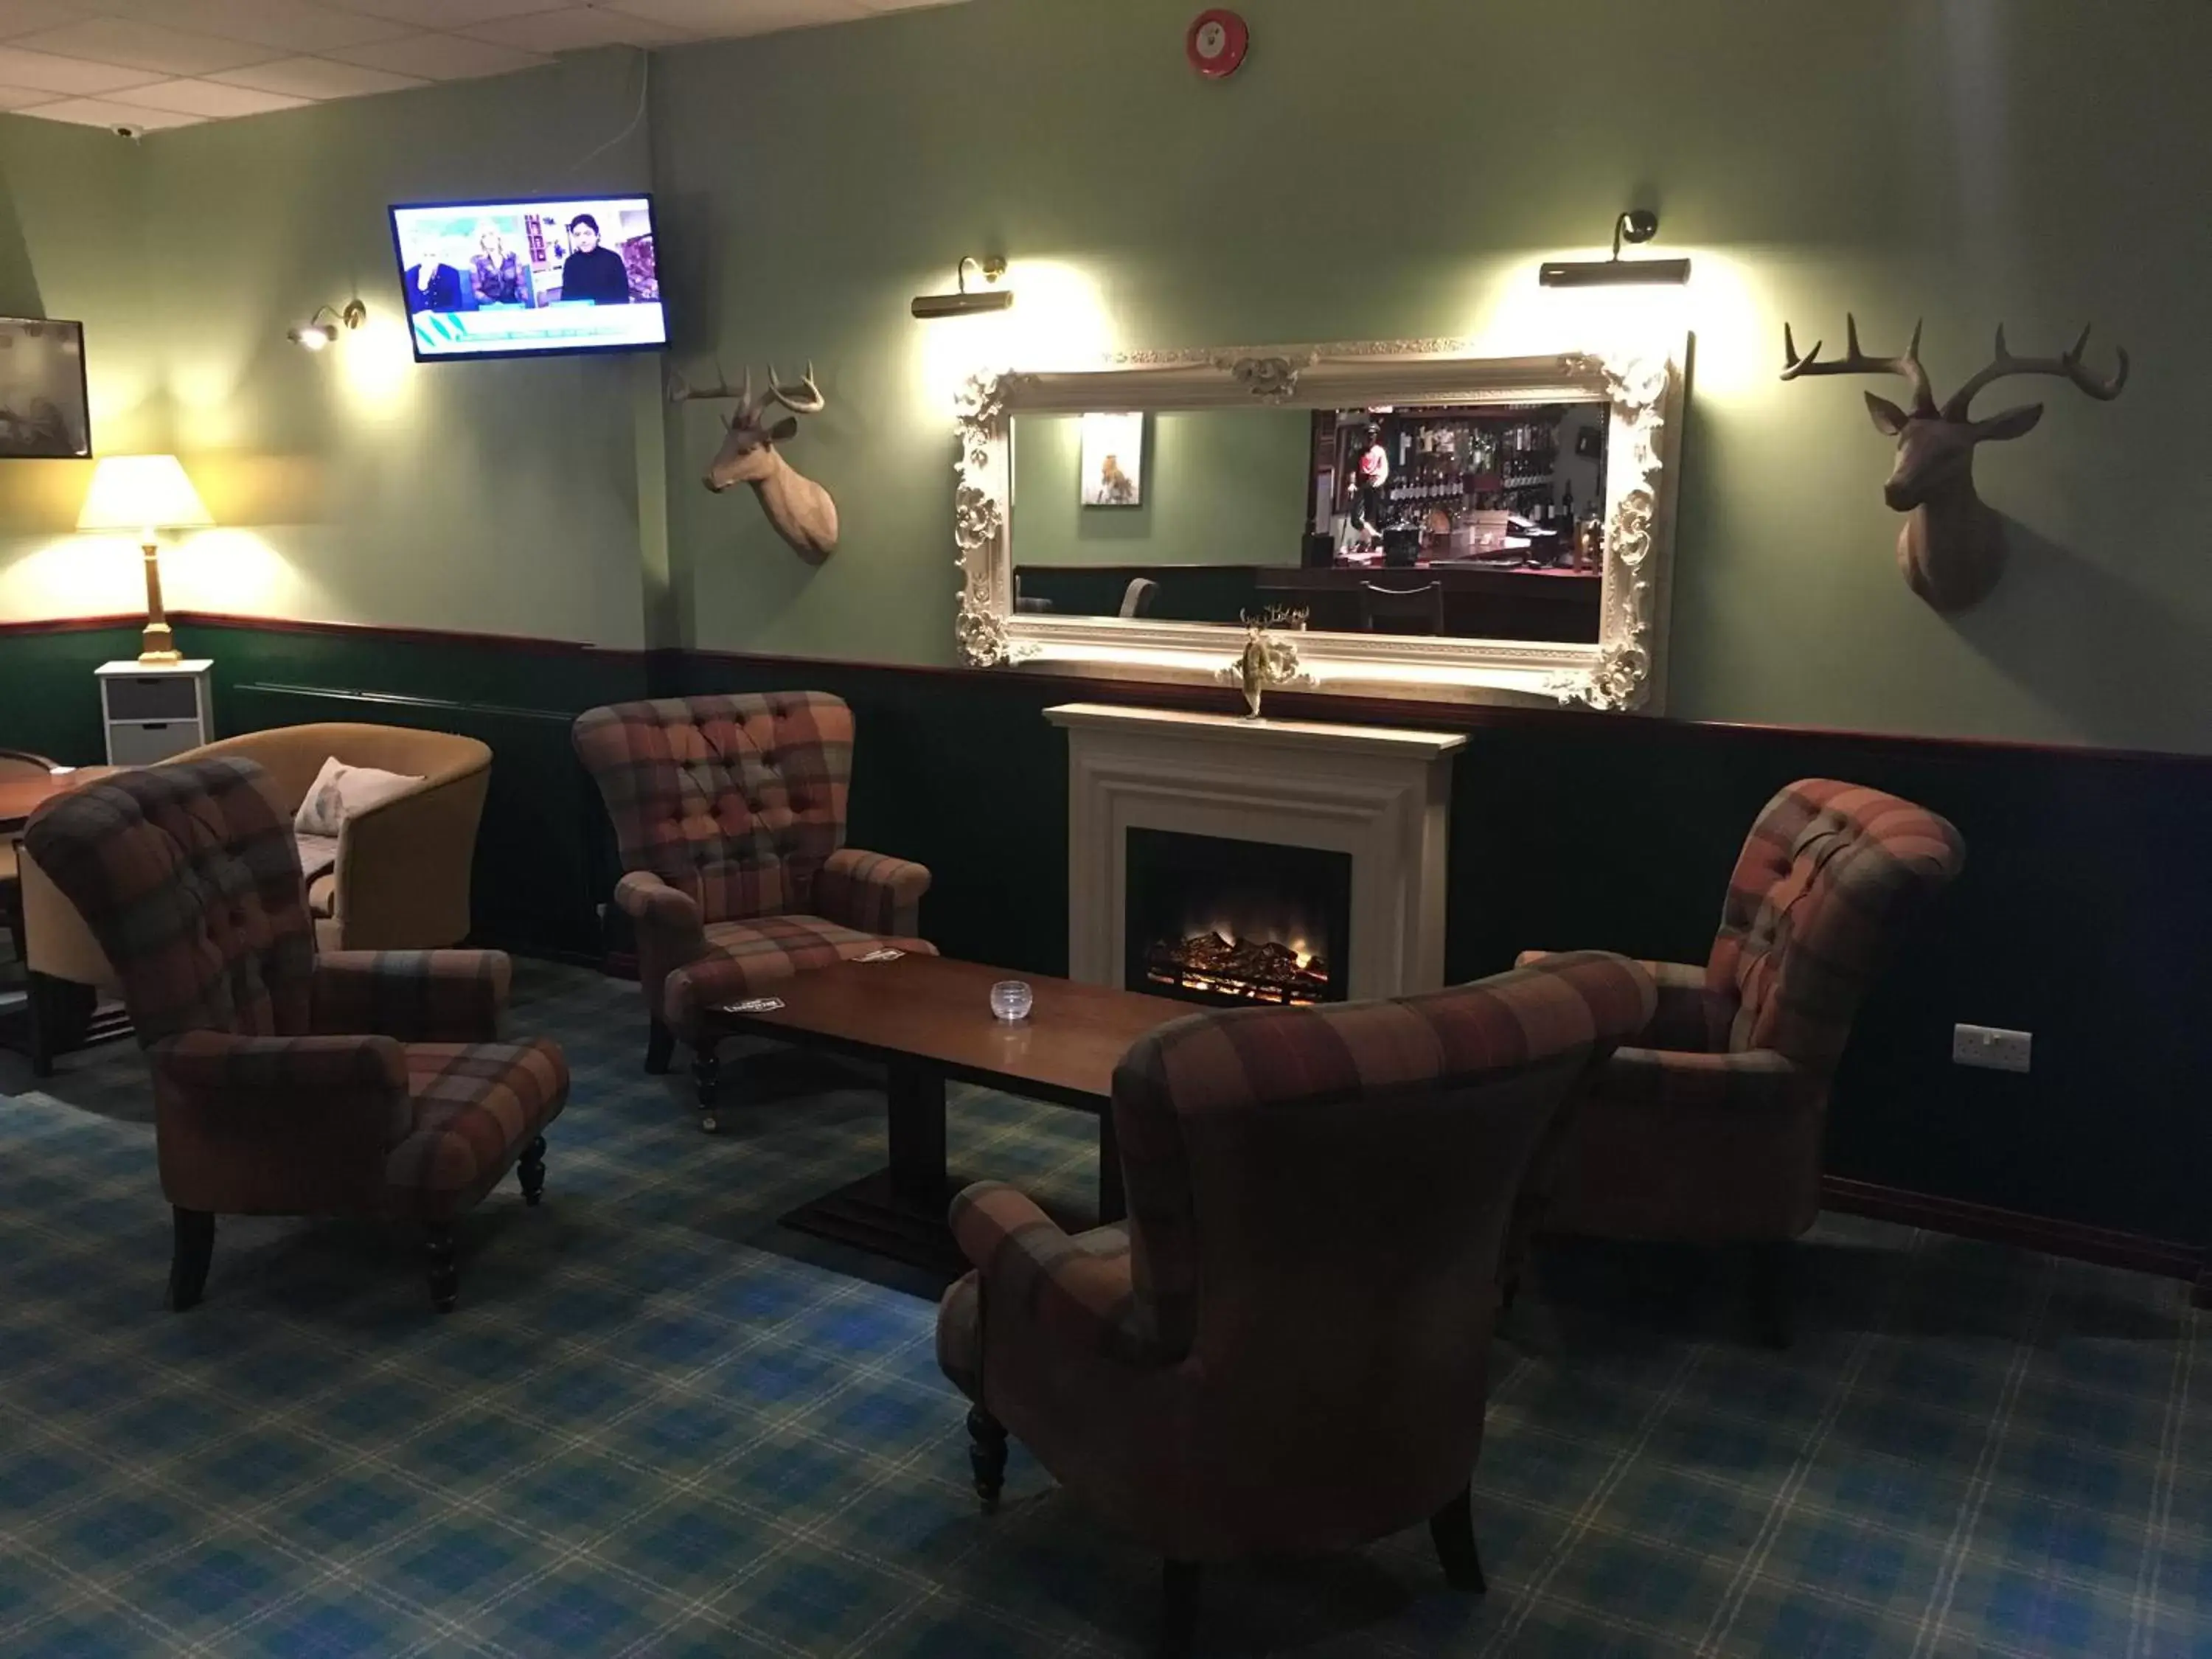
[1047, 703, 1464, 1001]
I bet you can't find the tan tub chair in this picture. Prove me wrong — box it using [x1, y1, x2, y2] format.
[21, 723, 491, 1071]
[181, 723, 492, 952]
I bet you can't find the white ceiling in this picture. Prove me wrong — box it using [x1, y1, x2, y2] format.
[0, 0, 962, 130]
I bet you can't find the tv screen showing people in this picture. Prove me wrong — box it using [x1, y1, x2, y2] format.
[388, 195, 666, 361]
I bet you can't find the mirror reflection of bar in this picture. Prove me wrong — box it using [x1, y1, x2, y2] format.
[1008, 398, 1608, 643]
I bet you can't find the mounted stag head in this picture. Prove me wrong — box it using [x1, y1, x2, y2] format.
[669, 362, 841, 563]
[1781, 316, 2129, 612]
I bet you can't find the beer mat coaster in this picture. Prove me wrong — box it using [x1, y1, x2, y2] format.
[858, 949, 906, 963]
[723, 997, 787, 1014]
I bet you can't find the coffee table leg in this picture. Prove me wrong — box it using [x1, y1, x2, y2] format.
[886, 1060, 948, 1208]
[693, 1041, 723, 1135]
[1098, 1107, 1127, 1225]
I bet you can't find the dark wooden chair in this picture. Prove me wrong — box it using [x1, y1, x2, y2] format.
[1359, 580, 1447, 635]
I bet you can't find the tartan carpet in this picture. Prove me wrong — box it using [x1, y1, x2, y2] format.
[0, 959, 2204, 1658]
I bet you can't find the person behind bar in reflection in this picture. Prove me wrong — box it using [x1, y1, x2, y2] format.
[559, 213, 631, 305]
[1356, 424, 1390, 534]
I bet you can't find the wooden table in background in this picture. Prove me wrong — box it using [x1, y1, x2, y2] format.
[0, 766, 118, 835]
[1, 767, 121, 1068]
[702, 953, 1192, 1274]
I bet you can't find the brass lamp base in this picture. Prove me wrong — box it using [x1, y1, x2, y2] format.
[138, 541, 182, 665]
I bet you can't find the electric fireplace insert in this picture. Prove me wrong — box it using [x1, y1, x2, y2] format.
[1125, 827, 1353, 1009]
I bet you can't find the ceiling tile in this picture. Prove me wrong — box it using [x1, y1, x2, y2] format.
[30, 95, 206, 129]
[92, 0, 420, 54]
[9, 16, 286, 75]
[602, 0, 868, 34]
[321, 0, 568, 24]
[323, 31, 550, 81]
[0, 1, 80, 41]
[208, 53, 425, 97]
[0, 44, 167, 94]
[106, 76, 311, 117]
[0, 80, 56, 108]
[460, 7, 686, 51]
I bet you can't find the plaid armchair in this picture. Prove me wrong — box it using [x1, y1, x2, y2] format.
[23, 759, 568, 1313]
[1519, 779, 1964, 1337]
[572, 693, 932, 1116]
[936, 952, 1656, 1654]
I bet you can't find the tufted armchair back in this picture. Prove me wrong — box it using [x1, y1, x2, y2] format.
[1107, 955, 1653, 1489]
[1708, 779, 1964, 1071]
[572, 693, 855, 926]
[24, 759, 316, 1045]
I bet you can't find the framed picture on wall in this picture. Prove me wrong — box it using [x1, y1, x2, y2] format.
[1079, 410, 1144, 507]
[0, 318, 90, 459]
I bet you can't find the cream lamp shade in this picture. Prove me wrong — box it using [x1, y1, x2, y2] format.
[77, 453, 213, 537]
[77, 454, 213, 664]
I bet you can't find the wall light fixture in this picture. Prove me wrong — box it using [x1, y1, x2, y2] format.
[288, 299, 368, 350]
[911, 257, 1013, 319]
[1539, 211, 1691, 288]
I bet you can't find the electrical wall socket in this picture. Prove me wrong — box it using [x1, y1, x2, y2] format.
[1953, 1023, 2032, 1074]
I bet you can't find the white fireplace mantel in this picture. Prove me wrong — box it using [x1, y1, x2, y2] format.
[1046, 703, 1466, 1001]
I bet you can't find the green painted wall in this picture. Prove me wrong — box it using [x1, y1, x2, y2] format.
[0, 52, 658, 650]
[1009, 410, 1311, 571]
[4, 0, 2209, 750]
[0, 118, 161, 618]
[654, 0, 2212, 751]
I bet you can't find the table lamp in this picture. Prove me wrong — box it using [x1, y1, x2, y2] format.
[77, 454, 213, 665]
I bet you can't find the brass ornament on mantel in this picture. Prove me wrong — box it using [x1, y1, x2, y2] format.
[1222, 607, 1310, 718]
[1780, 315, 2129, 613]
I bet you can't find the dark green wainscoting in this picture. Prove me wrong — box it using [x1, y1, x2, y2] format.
[4, 612, 2207, 1289]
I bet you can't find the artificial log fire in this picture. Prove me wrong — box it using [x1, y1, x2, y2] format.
[1147, 931, 1332, 1006]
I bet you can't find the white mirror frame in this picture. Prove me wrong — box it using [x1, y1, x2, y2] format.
[952, 338, 1686, 712]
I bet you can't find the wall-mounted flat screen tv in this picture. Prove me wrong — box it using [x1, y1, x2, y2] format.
[388, 195, 665, 362]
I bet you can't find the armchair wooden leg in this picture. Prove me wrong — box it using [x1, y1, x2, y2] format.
[693, 1043, 721, 1134]
[1430, 1484, 1487, 1593]
[517, 1136, 546, 1207]
[424, 1222, 459, 1314]
[1159, 1559, 1201, 1658]
[967, 1405, 1008, 1509]
[168, 1208, 214, 1311]
[644, 1018, 675, 1075]
[28, 972, 94, 1079]
[1747, 1239, 1794, 1350]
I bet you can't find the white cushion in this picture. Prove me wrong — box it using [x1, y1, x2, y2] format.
[293, 757, 423, 838]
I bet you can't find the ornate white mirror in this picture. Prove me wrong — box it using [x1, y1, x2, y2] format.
[953, 340, 1686, 711]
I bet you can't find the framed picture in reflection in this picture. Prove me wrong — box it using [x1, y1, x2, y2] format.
[1079, 411, 1145, 507]
[0, 318, 90, 459]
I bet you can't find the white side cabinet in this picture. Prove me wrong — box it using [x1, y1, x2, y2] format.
[97, 660, 214, 766]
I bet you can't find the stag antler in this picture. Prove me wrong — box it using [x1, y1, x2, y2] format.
[666, 359, 757, 411]
[1781, 314, 1938, 416]
[764, 361, 826, 415]
[1941, 324, 2129, 421]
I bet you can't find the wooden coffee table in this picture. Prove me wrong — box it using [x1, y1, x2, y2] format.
[700, 953, 1192, 1273]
